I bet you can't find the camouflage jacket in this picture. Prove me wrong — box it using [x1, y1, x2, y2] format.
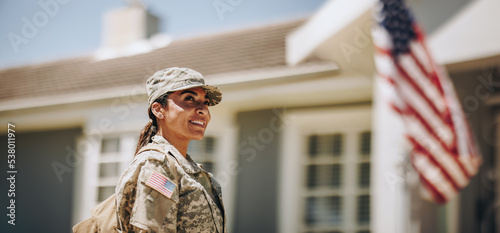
[115, 135, 226, 232]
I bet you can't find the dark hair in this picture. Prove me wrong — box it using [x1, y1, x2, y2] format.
[135, 93, 169, 154]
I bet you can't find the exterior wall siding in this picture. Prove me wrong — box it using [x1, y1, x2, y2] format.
[0, 127, 81, 233]
[450, 68, 499, 233]
[233, 109, 283, 233]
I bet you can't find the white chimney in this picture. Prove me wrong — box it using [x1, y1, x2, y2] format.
[103, 1, 159, 46]
[95, 2, 171, 60]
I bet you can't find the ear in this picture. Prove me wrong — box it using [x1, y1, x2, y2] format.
[151, 102, 165, 119]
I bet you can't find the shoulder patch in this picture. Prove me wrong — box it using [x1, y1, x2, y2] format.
[145, 171, 176, 199]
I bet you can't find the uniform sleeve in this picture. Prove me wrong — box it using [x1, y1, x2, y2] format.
[116, 155, 180, 233]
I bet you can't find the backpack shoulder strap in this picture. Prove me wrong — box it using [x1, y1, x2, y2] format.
[136, 144, 179, 178]
[137, 144, 165, 154]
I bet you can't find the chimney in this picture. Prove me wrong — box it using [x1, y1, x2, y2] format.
[96, 1, 170, 60]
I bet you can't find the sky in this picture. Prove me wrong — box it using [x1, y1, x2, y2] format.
[0, 0, 327, 69]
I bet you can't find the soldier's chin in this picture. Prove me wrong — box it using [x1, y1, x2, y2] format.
[190, 132, 205, 140]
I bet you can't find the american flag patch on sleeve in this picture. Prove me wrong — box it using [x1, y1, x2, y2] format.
[145, 171, 176, 199]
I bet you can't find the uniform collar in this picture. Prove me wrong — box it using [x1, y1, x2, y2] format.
[151, 135, 203, 174]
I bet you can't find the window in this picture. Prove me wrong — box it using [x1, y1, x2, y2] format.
[97, 186, 115, 202]
[357, 132, 371, 230]
[101, 137, 120, 154]
[309, 134, 343, 157]
[307, 164, 342, 188]
[303, 131, 371, 233]
[95, 135, 136, 203]
[187, 136, 217, 173]
[358, 163, 370, 188]
[356, 195, 370, 225]
[359, 132, 371, 156]
[306, 196, 343, 226]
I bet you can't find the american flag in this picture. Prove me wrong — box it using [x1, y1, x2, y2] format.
[371, 0, 481, 203]
[146, 171, 176, 199]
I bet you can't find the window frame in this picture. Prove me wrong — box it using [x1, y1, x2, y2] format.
[94, 133, 137, 204]
[278, 106, 372, 233]
[187, 136, 218, 173]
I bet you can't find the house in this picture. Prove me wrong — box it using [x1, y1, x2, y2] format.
[0, 0, 499, 232]
[286, 0, 499, 232]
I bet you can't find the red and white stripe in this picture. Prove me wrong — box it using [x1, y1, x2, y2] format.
[146, 172, 174, 198]
[372, 22, 482, 203]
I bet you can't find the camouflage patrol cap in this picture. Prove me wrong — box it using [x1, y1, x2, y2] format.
[146, 67, 222, 106]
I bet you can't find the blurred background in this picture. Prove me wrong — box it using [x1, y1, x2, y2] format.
[0, 0, 499, 232]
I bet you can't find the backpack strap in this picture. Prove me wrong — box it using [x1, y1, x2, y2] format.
[136, 144, 180, 180]
[137, 144, 165, 154]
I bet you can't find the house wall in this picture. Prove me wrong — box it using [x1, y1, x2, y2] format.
[233, 109, 283, 233]
[450, 67, 499, 233]
[0, 127, 81, 233]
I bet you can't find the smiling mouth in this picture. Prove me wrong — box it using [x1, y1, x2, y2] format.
[189, 120, 206, 127]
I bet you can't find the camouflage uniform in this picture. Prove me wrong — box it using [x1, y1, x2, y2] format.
[115, 135, 226, 232]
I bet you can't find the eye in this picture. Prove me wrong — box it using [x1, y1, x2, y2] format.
[185, 96, 195, 101]
[204, 100, 210, 106]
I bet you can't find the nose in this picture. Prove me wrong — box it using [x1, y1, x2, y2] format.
[197, 103, 209, 115]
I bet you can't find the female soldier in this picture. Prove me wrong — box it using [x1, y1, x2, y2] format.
[115, 67, 225, 232]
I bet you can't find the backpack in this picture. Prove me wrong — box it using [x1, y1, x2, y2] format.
[72, 194, 118, 233]
[73, 144, 174, 233]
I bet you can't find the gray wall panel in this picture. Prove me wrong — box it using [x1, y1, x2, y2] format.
[1, 127, 81, 233]
[233, 109, 283, 233]
[450, 68, 499, 233]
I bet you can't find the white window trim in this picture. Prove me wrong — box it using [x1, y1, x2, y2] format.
[72, 133, 98, 226]
[278, 106, 372, 233]
[203, 111, 239, 233]
[96, 134, 137, 203]
[72, 130, 138, 225]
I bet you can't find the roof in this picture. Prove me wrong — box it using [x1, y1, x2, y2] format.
[0, 18, 336, 111]
[428, 0, 500, 66]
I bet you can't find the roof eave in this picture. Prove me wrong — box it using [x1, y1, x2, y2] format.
[0, 62, 339, 112]
[286, 0, 377, 66]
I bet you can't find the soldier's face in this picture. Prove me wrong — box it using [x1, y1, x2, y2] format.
[161, 87, 211, 141]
